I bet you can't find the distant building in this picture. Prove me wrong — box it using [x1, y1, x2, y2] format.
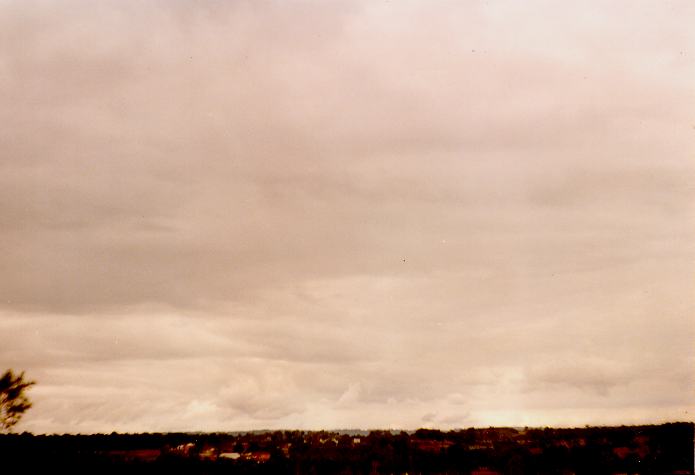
[107, 449, 160, 462]
[245, 451, 271, 463]
[471, 468, 503, 475]
[198, 447, 217, 460]
[172, 443, 195, 456]
[219, 452, 241, 460]
[612, 447, 631, 459]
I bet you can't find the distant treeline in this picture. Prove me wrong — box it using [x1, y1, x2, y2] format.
[0, 422, 692, 474]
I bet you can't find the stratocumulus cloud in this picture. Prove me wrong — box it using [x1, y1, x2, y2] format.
[1, 0, 693, 433]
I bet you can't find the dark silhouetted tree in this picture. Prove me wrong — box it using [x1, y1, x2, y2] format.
[0, 369, 34, 432]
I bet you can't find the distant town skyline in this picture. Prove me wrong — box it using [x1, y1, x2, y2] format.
[1, 0, 693, 433]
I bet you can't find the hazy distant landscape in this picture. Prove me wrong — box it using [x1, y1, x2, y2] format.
[1, 423, 692, 474]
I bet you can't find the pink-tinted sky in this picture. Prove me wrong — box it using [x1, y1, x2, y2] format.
[1, 0, 694, 433]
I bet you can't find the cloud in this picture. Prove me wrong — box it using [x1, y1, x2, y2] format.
[1, 0, 694, 432]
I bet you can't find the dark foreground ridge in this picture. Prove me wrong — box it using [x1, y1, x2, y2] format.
[1, 422, 692, 474]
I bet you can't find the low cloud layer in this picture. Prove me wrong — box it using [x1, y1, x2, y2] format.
[1, 0, 694, 433]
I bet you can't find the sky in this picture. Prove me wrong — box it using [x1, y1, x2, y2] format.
[1, 0, 694, 434]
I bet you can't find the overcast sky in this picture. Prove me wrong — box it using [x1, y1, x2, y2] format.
[1, 0, 694, 434]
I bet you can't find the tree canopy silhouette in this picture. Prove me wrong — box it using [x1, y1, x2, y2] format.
[0, 369, 35, 432]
